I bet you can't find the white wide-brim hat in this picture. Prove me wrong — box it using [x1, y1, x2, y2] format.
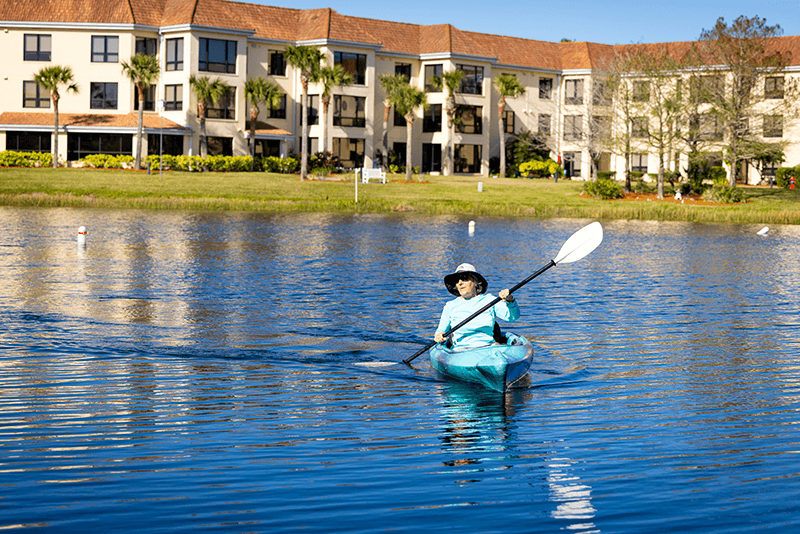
[443, 263, 488, 296]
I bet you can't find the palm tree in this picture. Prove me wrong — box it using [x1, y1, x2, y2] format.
[389, 83, 428, 181]
[495, 74, 525, 178]
[244, 77, 282, 170]
[189, 76, 231, 158]
[33, 65, 78, 168]
[284, 45, 324, 180]
[441, 70, 465, 176]
[378, 73, 409, 171]
[121, 53, 160, 170]
[318, 64, 354, 153]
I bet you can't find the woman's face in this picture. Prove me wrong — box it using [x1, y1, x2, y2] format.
[456, 276, 478, 299]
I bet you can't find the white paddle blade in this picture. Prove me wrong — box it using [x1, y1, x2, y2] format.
[554, 222, 603, 264]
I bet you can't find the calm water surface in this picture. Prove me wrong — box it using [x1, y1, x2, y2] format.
[1, 208, 799, 533]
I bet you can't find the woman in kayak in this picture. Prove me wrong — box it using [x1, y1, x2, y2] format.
[434, 263, 520, 349]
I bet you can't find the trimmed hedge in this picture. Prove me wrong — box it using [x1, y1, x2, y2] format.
[0, 151, 54, 168]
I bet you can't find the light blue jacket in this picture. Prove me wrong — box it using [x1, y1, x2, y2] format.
[436, 293, 520, 348]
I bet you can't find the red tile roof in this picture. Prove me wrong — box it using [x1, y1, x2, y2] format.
[0, 0, 797, 69]
[0, 112, 189, 130]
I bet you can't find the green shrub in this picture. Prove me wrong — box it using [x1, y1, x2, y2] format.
[702, 184, 745, 203]
[518, 158, 562, 178]
[0, 150, 53, 167]
[775, 166, 799, 189]
[584, 178, 624, 200]
[597, 171, 616, 180]
[710, 166, 727, 186]
[80, 154, 134, 169]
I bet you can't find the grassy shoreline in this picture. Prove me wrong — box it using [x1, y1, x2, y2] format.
[2, 167, 799, 224]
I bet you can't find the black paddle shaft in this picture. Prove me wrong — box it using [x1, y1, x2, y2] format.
[403, 259, 556, 365]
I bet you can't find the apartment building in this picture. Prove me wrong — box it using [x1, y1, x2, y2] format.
[1, 0, 798, 183]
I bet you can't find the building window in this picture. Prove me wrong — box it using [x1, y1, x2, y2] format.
[565, 79, 583, 105]
[166, 38, 183, 71]
[457, 65, 483, 95]
[593, 80, 612, 106]
[539, 78, 553, 100]
[503, 110, 515, 134]
[254, 139, 281, 158]
[631, 153, 648, 173]
[67, 133, 132, 160]
[422, 143, 442, 173]
[332, 137, 364, 168]
[765, 77, 784, 99]
[334, 52, 366, 85]
[395, 63, 411, 80]
[695, 114, 722, 141]
[268, 94, 287, 119]
[24, 34, 51, 61]
[135, 37, 157, 56]
[392, 142, 406, 167]
[394, 108, 406, 127]
[763, 115, 783, 138]
[208, 136, 233, 156]
[454, 144, 481, 174]
[90, 82, 118, 109]
[563, 115, 582, 140]
[206, 88, 236, 119]
[298, 95, 319, 125]
[148, 134, 184, 156]
[455, 105, 482, 134]
[632, 81, 650, 102]
[423, 104, 442, 132]
[134, 85, 156, 111]
[538, 114, 551, 136]
[6, 131, 51, 152]
[164, 84, 183, 111]
[632, 116, 648, 138]
[692, 75, 723, 103]
[92, 36, 119, 63]
[23, 81, 50, 108]
[199, 38, 237, 74]
[269, 50, 286, 76]
[333, 95, 366, 127]
[424, 64, 443, 92]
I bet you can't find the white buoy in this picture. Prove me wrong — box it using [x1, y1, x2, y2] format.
[468, 220, 475, 235]
[757, 226, 769, 236]
[77, 226, 87, 245]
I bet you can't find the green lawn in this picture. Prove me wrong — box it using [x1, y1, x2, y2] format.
[1, 167, 799, 224]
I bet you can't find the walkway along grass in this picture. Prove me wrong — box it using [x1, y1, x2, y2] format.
[1, 167, 799, 224]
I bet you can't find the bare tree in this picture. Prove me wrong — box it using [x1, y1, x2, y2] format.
[697, 15, 795, 187]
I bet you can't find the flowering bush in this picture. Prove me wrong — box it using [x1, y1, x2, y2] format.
[519, 159, 563, 178]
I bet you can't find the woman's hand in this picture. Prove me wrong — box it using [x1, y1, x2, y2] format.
[434, 331, 446, 343]
[499, 289, 515, 302]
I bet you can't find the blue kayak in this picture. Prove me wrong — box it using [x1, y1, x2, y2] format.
[429, 333, 533, 391]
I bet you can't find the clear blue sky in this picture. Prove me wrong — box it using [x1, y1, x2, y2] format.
[248, 0, 800, 45]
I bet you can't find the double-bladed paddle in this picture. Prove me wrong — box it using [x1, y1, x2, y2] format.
[402, 221, 604, 365]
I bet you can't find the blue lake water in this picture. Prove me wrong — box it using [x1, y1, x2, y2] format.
[1, 207, 800, 533]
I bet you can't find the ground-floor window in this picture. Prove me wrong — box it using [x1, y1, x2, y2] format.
[563, 151, 581, 178]
[207, 136, 233, 156]
[392, 142, 406, 168]
[422, 143, 441, 173]
[332, 137, 364, 169]
[454, 144, 481, 174]
[68, 133, 132, 160]
[255, 139, 281, 158]
[147, 134, 184, 156]
[6, 131, 51, 152]
[630, 153, 648, 174]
